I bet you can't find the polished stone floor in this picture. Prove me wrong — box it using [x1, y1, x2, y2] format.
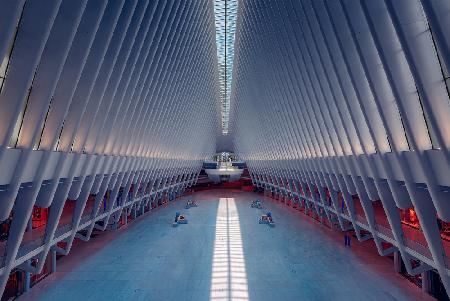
[20, 190, 433, 301]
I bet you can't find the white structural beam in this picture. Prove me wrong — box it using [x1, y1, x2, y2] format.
[0, 0, 220, 297]
[231, 0, 450, 296]
[0, 0, 449, 299]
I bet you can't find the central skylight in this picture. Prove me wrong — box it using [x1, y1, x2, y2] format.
[213, 0, 238, 135]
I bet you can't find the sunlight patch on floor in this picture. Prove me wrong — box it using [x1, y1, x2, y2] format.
[210, 198, 249, 301]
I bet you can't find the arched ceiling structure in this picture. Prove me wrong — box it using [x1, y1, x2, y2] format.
[0, 0, 449, 298]
[230, 0, 450, 294]
[0, 0, 220, 295]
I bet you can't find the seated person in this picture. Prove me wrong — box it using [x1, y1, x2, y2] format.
[262, 212, 273, 223]
[261, 215, 270, 222]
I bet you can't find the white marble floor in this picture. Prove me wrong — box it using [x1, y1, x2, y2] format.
[20, 190, 434, 301]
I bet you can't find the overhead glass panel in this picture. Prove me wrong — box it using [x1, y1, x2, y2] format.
[214, 0, 238, 135]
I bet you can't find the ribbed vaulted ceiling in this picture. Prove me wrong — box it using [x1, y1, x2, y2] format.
[0, 0, 450, 298]
[0, 0, 220, 295]
[230, 0, 450, 295]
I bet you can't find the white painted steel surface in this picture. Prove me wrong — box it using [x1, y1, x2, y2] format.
[0, 0, 220, 296]
[0, 0, 449, 298]
[230, 0, 450, 295]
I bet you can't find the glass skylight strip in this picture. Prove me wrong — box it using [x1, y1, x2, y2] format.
[214, 0, 238, 135]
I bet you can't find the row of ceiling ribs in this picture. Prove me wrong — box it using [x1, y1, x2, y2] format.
[0, 0, 221, 296]
[230, 0, 450, 295]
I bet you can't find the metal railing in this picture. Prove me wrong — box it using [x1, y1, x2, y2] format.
[375, 224, 395, 239]
[257, 179, 450, 279]
[403, 237, 433, 259]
